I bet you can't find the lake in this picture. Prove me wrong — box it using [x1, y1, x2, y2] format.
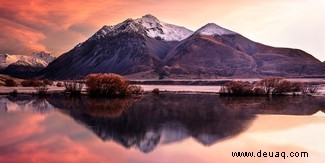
[0, 94, 324, 162]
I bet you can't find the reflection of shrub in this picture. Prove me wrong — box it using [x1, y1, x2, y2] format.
[152, 88, 160, 95]
[260, 97, 286, 111]
[127, 85, 144, 94]
[64, 80, 83, 96]
[5, 79, 17, 87]
[86, 98, 132, 118]
[21, 79, 43, 87]
[86, 73, 129, 97]
[56, 82, 63, 87]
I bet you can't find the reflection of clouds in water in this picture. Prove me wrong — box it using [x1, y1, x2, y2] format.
[236, 112, 325, 163]
[0, 111, 106, 162]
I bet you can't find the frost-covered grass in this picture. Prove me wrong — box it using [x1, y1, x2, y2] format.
[139, 85, 221, 93]
[0, 78, 324, 95]
[0, 85, 220, 94]
[0, 86, 65, 94]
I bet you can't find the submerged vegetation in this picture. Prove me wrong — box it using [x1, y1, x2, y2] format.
[220, 77, 319, 96]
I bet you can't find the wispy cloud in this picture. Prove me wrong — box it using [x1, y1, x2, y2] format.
[0, 0, 324, 61]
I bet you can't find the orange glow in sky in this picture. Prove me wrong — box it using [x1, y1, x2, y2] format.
[0, 0, 324, 61]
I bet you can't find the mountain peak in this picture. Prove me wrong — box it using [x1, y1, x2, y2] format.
[141, 14, 158, 20]
[91, 14, 193, 41]
[32, 51, 55, 63]
[137, 14, 161, 28]
[195, 23, 236, 36]
[0, 52, 54, 69]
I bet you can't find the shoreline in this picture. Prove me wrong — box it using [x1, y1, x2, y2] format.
[1, 78, 324, 96]
[0, 85, 324, 96]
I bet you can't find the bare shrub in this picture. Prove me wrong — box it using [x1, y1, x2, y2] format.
[290, 82, 304, 92]
[152, 88, 160, 95]
[86, 73, 129, 97]
[127, 85, 144, 95]
[4, 79, 17, 87]
[21, 79, 43, 87]
[272, 80, 292, 95]
[220, 81, 255, 96]
[253, 87, 266, 95]
[220, 78, 306, 96]
[56, 82, 63, 87]
[34, 84, 49, 96]
[302, 85, 319, 94]
[43, 79, 53, 86]
[64, 80, 84, 96]
[10, 89, 18, 96]
[258, 78, 304, 95]
[258, 77, 284, 94]
[308, 85, 319, 93]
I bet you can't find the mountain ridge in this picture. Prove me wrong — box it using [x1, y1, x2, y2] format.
[0, 51, 55, 78]
[42, 14, 324, 79]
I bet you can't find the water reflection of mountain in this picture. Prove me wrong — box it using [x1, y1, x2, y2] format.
[47, 94, 255, 153]
[2, 94, 324, 153]
[0, 95, 54, 114]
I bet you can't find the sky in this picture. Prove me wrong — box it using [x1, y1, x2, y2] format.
[0, 0, 324, 61]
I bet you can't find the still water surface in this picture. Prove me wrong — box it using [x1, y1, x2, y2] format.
[0, 94, 324, 162]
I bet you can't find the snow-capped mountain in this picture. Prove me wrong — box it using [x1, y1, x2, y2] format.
[43, 14, 325, 79]
[195, 23, 236, 36]
[32, 51, 56, 63]
[0, 51, 55, 78]
[92, 14, 193, 42]
[43, 15, 193, 79]
[0, 51, 54, 69]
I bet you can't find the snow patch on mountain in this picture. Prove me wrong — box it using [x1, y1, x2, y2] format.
[135, 14, 193, 41]
[196, 23, 236, 36]
[92, 14, 193, 41]
[32, 51, 55, 63]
